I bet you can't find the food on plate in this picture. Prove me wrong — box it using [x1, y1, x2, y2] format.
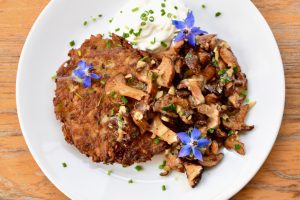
[53, 5, 254, 188]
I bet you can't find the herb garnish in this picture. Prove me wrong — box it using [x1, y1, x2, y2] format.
[207, 128, 215, 134]
[149, 16, 155, 22]
[135, 165, 143, 171]
[161, 3, 166, 7]
[162, 103, 176, 112]
[150, 37, 156, 45]
[83, 21, 88, 26]
[215, 12, 222, 17]
[62, 162, 67, 168]
[228, 130, 234, 136]
[154, 137, 160, 144]
[151, 72, 158, 80]
[123, 33, 130, 38]
[51, 75, 57, 80]
[234, 144, 241, 150]
[217, 69, 227, 76]
[162, 185, 167, 191]
[132, 7, 139, 12]
[240, 90, 248, 97]
[174, 6, 178, 10]
[159, 160, 166, 169]
[212, 57, 219, 67]
[128, 179, 134, 184]
[69, 40, 75, 47]
[115, 28, 120, 32]
[233, 66, 239, 73]
[160, 41, 168, 48]
[121, 96, 128, 104]
[107, 170, 112, 175]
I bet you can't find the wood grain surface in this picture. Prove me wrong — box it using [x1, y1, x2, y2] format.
[0, 0, 299, 199]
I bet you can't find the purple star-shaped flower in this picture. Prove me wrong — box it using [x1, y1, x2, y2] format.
[172, 11, 208, 46]
[72, 60, 101, 88]
[177, 128, 210, 161]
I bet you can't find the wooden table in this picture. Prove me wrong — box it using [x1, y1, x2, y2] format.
[0, 0, 299, 199]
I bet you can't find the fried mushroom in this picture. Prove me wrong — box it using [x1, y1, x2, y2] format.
[184, 163, 204, 188]
[105, 74, 148, 100]
[150, 115, 178, 144]
[222, 105, 254, 131]
[178, 76, 206, 106]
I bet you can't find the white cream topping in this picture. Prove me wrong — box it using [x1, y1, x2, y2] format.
[109, 0, 188, 52]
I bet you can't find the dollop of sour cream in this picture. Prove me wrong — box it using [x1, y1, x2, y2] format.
[109, 0, 188, 52]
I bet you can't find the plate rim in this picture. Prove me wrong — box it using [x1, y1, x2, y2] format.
[16, 0, 285, 199]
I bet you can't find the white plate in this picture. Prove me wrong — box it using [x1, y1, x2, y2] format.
[16, 0, 285, 199]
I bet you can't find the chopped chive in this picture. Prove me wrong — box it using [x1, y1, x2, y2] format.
[151, 72, 158, 80]
[115, 28, 120, 32]
[109, 18, 114, 23]
[215, 12, 222, 17]
[234, 144, 241, 150]
[202, 4, 206, 9]
[160, 41, 168, 48]
[167, 13, 172, 18]
[135, 165, 143, 171]
[83, 21, 88, 26]
[161, 3, 166, 7]
[246, 98, 250, 103]
[105, 40, 112, 48]
[69, 40, 75, 47]
[92, 18, 97, 22]
[98, 14, 103, 18]
[51, 75, 57, 80]
[100, 80, 106, 86]
[228, 130, 234, 136]
[128, 179, 134, 184]
[212, 58, 219, 67]
[162, 103, 176, 112]
[132, 7, 139, 12]
[207, 128, 215, 134]
[141, 21, 146, 26]
[129, 29, 134, 34]
[75, 92, 82, 99]
[121, 96, 128, 104]
[240, 90, 248, 97]
[218, 69, 226, 76]
[123, 33, 130, 38]
[140, 56, 148, 61]
[109, 91, 117, 99]
[161, 9, 166, 16]
[131, 41, 138, 45]
[149, 10, 154, 14]
[133, 28, 142, 37]
[62, 162, 67, 168]
[162, 185, 166, 191]
[154, 137, 160, 144]
[174, 6, 178, 10]
[107, 170, 112, 175]
[149, 16, 155, 22]
[233, 66, 239, 73]
[159, 160, 166, 169]
[150, 37, 156, 45]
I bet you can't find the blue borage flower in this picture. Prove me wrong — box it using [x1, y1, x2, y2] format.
[172, 11, 208, 46]
[177, 128, 210, 161]
[72, 61, 101, 88]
